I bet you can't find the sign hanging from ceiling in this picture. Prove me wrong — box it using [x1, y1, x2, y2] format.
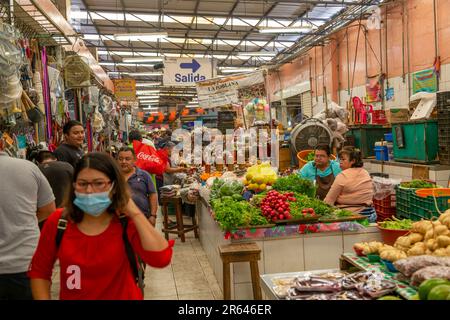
[113, 79, 136, 100]
[163, 58, 215, 86]
[196, 71, 265, 108]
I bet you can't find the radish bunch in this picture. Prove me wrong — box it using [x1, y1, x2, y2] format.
[260, 190, 296, 221]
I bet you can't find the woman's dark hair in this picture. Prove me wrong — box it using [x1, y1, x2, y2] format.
[128, 130, 142, 142]
[315, 144, 331, 156]
[35, 151, 56, 164]
[339, 146, 364, 168]
[63, 152, 130, 223]
[63, 120, 83, 135]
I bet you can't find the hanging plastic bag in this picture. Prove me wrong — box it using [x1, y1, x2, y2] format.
[133, 140, 168, 175]
[372, 176, 402, 200]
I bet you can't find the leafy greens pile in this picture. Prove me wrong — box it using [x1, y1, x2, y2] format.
[273, 175, 316, 198]
[211, 198, 268, 231]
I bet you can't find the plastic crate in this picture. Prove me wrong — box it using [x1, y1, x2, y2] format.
[374, 194, 396, 222]
[437, 91, 450, 107]
[395, 186, 418, 219]
[409, 193, 450, 220]
[372, 110, 387, 124]
[438, 146, 450, 165]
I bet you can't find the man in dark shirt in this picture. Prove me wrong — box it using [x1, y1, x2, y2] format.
[36, 151, 73, 208]
[117, 147, 158, 226]
[54, 120, 84, 168]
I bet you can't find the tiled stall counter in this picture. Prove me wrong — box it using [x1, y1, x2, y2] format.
[197, 200, 382, 300]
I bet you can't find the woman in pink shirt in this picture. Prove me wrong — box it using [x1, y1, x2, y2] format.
[324, 147, 376, 222]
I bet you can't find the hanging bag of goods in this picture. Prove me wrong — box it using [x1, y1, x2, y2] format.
[21, 90, 44, 123]
[63, 55, 91, 88]
[132, 140, 168, 175]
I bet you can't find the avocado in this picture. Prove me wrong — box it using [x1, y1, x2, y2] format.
[418, 279, 450, 300]
[378, 295, 402, 300]
[427, 284, 450, 300]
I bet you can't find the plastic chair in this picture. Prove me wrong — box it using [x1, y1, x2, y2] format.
[352, 97, 373, 124]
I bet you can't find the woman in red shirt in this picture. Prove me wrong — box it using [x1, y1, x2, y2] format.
[28, 152, 174, 300]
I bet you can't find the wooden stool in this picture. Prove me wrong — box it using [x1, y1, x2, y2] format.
[161, 196, 199, 242]
[219, 242, 262, 300]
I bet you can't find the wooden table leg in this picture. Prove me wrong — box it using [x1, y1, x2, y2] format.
[222, 261, 231, 300]
[175, 200, 185, 242]
[249, 261, 262, 300]
[161, 202, 169, 240]
[192, 214, 199, 239]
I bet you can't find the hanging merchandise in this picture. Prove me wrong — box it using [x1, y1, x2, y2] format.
[41, 47, 53, 141]
[92, 106, 105, 132]
[21, 90, 44, 123]
[412, 68, 437, 94]
[168, 111, 177, 122]
[0, 24, 23, 106]
[181, 108, 189, 116]
[366, 75, 382, 103]
[64, 55, 91, 88]
[156, 112, 165, 123]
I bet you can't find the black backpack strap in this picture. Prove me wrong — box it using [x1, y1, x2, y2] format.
[55, 211, 69, 249]
[118, 215, 140, 284]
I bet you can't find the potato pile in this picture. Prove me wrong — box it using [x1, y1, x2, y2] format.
[394, 211, 450, 258]
[354, 241, 407, 262]
[354, 210, 450, 262]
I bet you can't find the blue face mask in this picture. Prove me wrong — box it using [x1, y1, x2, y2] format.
[73, 187, 113, 217]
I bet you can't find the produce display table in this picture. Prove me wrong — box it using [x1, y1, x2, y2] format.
[260, 269, 340, 300]
[339, 253, 418, 300]
[197, 199, 382, 299]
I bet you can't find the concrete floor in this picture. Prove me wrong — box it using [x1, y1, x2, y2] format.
[50, 214, 223, 300]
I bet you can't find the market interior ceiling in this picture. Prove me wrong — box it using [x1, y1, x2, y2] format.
[13, 0, 385, 109]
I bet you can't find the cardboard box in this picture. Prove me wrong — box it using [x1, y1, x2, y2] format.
[387, 108, 410, 123]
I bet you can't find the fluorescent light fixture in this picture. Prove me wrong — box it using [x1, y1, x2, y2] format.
[128, 72, 163, 77]
[113, 32, 168, 41]
[238, 51, 277, 57]
[123, 57, 164, 63]
[138, 95, 160, 99]
[99, 62, 155, 67]
[137, 90, 160, 95]
[259, 26, 313, 34]
[219, 67, 257, 73]
[136, 82, 161, 87]
[143, 107, 159, 110]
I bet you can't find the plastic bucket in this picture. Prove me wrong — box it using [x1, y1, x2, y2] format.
[297, 150, 314, 168]
[377, 225, 410, 245]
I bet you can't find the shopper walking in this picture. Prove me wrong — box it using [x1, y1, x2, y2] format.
[35, 151, 74, 208]
[54, 120, 85, 168]
[118, 147, 158, 226]
[28, 153, 173, 300]
[0, 137, 56, 300]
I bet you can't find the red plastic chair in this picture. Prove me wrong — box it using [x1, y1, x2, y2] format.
[352, 97, 373, 124]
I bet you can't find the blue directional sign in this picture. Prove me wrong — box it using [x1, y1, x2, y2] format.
[180, 59, 201, 73]
[164, 57, 215, 86]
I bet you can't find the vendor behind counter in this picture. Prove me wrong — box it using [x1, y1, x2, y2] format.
[298, 145, 342, 200]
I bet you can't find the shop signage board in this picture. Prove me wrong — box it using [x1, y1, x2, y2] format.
[163, 58, 215, 86]
[196, 71, 265, 108]
[113, 79, 136, 100]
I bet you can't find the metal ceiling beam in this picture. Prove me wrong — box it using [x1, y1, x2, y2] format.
[73, 8, 339, 22]
[202, 0, 375, 5]
[221, 2, 278, 66]
[273, 0, 376, 66]
[203, 0, 239, 56]
[181, 0, 201, 56]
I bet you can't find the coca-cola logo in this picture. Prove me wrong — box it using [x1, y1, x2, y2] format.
[137, 152, 162, 164]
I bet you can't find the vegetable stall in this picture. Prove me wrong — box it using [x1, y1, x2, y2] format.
[196, 162, 381, 299]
